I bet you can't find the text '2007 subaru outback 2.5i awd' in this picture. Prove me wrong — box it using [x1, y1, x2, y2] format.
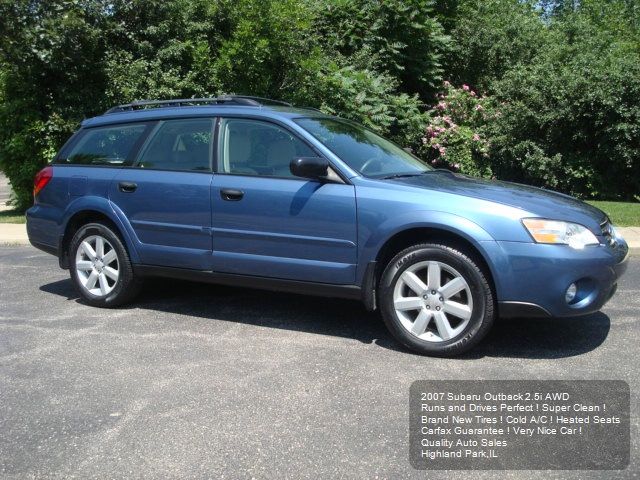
[26, 96, 629, 356]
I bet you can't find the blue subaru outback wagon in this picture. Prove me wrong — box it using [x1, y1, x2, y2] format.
[26, 96, 629, 356]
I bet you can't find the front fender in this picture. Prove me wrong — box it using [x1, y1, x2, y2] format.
[358, 210, 502, 294]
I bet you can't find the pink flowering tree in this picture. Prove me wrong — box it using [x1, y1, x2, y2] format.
[417, 81, 497, 178]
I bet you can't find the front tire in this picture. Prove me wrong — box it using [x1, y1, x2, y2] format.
[69, 222, 141, 307]
[378, 243, 495, 357]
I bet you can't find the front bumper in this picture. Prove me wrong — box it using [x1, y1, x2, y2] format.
[494, 236, 629, 319]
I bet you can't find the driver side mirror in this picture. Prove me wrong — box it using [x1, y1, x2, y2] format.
[290, 157, 329, 180]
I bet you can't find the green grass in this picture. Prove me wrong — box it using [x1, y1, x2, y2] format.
[0, 209, 26, 224]
[587, 201, 640, 227]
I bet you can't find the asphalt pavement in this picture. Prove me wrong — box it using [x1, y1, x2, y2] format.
[0, 245, 638, 479]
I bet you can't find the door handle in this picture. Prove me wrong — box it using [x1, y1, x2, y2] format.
[220, 188, 244, 201]
[118, 181, 137, 193]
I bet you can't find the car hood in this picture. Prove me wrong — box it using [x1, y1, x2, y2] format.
[388, 171, 606, 227]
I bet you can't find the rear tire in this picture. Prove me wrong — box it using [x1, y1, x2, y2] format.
[378, 243, 494, 357]
[69, 222, 141, 307]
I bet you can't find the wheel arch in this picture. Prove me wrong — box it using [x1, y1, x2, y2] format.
[362, 214, 502, 310]
[374, 227, 496, 291]
[59, 200, 139, 268]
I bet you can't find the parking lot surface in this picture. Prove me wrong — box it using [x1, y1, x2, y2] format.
[0, 246, 638, 479]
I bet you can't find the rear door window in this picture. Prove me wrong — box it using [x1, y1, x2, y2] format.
[135, 118, 214, 171]
[57, 123, 148, 166]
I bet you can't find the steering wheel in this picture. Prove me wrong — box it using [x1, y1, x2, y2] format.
[360, 157, 382, 174]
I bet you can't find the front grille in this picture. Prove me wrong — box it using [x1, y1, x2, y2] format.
[600, 217, 616, 247]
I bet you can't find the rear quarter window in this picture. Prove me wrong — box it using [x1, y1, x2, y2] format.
[56, 123, 148, 166]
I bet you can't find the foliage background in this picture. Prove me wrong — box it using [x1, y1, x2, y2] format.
[0, 0, 638, 210]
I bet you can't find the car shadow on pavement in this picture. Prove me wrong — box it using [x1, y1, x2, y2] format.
[40, 278, 610, 360]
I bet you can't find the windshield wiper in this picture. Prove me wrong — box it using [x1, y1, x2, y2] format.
[379, 171, 432, 180]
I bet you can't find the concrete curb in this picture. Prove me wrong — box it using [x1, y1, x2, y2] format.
[1, 223, 639, 253]
[0, 224, 29, 245]
[617, 227, 640, 254]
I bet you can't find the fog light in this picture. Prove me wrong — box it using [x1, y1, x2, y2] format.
[565, 283, 577, 303]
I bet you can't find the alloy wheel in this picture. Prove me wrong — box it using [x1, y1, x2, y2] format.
[393, 260, 473, 342]
[75, 235, 120, 297]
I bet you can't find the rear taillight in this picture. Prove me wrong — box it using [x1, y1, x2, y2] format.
[33, 166, 53, 198]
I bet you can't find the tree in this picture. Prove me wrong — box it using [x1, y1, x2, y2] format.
[314, 0, 450, 99]
[0, 0, 107, 208]
[486, 1, 640, 199]
[444, 0, 548, 91]
[0, 0, 638, 207]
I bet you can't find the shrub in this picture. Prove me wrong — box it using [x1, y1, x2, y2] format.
[445, 0, 549, 91]
[314, 0, 450, 99]
[416, 82, 493, 177]
[307, 63, 426, 146]
[0, 0, 638, 207]
[485, 12, 640, 200]
[0, 0, 106, 209]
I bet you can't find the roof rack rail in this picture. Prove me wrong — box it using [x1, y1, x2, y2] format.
[104, 95, 292, 114]
[299, 106, 323, 113]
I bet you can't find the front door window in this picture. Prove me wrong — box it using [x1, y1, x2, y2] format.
[218, 118, 315, 178]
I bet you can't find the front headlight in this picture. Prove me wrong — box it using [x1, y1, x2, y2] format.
[522, 219, 599, 249]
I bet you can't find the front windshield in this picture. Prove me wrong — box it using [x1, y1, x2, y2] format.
[294, 117, 431, 178]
